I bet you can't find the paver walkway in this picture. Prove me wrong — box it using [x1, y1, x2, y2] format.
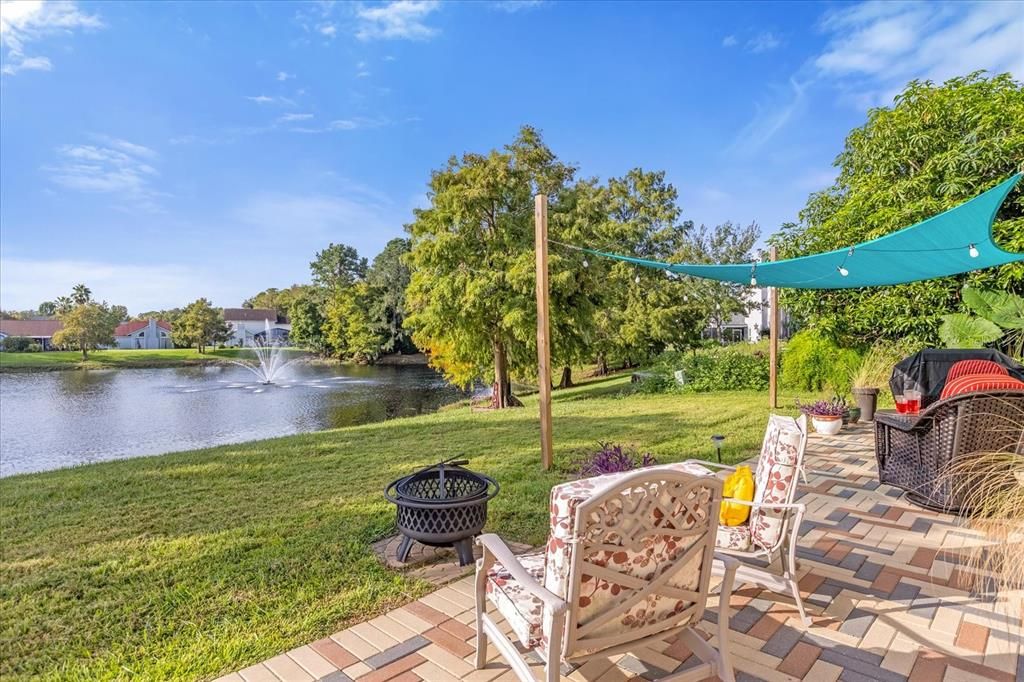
[220, 423, 1023, 682]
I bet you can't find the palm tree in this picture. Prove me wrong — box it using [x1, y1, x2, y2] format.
[54, 296, 73, 315]
[71, 284, 92, 305]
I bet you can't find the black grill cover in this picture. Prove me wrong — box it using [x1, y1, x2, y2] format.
[889, 348, 1024, 407]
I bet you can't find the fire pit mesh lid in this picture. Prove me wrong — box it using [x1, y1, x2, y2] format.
[396, 462, 488, 502]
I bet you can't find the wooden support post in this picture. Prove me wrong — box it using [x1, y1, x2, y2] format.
[535, 194, 554, 470]
[769, 246, 779, 409]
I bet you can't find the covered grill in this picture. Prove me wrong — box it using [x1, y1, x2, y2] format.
[384, 458, 499, 566]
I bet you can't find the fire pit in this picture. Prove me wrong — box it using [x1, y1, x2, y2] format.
[384, 458, 499, 566]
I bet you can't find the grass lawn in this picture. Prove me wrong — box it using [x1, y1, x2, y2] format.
[0, 377, 806, 680]
[0, 348, 306, 372]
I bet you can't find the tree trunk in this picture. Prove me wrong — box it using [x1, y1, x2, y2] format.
[490, 338, 521, 409]
[558, 366, 573, 389]
[595, 353, 608, 376]
[81, 346, 88, 360]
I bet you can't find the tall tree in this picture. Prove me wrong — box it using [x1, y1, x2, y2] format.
[52, 303, 117, 359]
[71, 284, 92, 305]
[405, 126, 575, 407]
[770, 72, 1024, 346]
[37, 301, 57, 316]
[176, 299, 225, 353]
[288, 290, 329, 354]
[323, 283, 383, 363]
[311, 244, 368, 290]
[242, 285, 311, 316]
[366, 238, 415, 355]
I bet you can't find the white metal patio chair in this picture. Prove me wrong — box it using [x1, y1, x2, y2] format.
[684, 414, 812, 626]
[475, 464, 739, 682]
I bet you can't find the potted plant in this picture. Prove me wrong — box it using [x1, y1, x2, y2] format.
[851, 344, 899, 421]
[797, 397, 847, 435]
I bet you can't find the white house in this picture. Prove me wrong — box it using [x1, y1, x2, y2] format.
[114, 319, 172, 349]
[223, 308, 291, 347]
[706, 287, 791, 343]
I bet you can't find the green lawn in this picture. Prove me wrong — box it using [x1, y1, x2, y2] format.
[0, 378, 804, 680]
[0, 348, 306, 372]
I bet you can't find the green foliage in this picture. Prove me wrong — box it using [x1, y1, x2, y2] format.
[51, 302, 118, 359]
[852, 341, 914, 388]
[366, 238, 416, 354]
[780, 329, 862, 395]
[0, 336, 33, 352]
[175, 299, 228, 353]
[323, 283, 383, 363]
[636, 344, 771, 393]
[770, 72, 1024, 347]
[404, 126, 577, 404]
[311, 243, 368, 290]
[287, 290, 328, 354]
[940, 285, 1024, 356]
[243, 285, 314, 317]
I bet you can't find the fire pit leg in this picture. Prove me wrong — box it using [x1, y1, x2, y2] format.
[397, 535, 414, 563]
[454, 537, 475, 567]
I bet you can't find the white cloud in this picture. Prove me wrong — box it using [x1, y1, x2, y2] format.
[492, 0, 545, 12]
[0, 258, 208, 313]
[728, 77, 807, 153]
[276, 70, 294, 81]
[319, 23, 337, 37]
[746, 31, 781, 53]
[815, 1, 1023, 106]
[383, 54, 396, 61]
[356, 1, 440, 41]
[277, 112, 314, 123]
[45, 137, 165, 212]
[246, 95, 275, 104]
[721, 35, 737, 47]
[0, 0, 102, 75]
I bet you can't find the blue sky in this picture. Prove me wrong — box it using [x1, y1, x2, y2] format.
[1, 0, 1021, 313]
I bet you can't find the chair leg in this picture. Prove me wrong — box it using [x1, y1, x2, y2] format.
[474, 562, 489, 669]
[784, 516, 812, 627]
[545, 610, 565, 682]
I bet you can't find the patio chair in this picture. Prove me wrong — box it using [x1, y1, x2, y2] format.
[475, 464, 738, 682]
[683, 414, 811, 626]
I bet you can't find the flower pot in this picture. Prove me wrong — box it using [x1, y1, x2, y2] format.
[811, 415, 843, 435]
[847, 407, 861, 424]
[852, 387, 880, 421]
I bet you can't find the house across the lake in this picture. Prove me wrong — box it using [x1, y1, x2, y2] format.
[0, 319, 63, 350]
[223, 308, 291, 347]
[114, 319, 172, 349]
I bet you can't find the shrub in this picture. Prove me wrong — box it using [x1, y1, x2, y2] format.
[0, 336, 32, 352]
[637, 345, 772, 393]
[572, 442, 656, 477]
[26, 343, 43, 353]
[780, 330, 861, 394]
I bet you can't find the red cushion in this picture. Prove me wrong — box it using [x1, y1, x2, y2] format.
[940, 373, 1024, 400]
[947, 359, 1008, 382]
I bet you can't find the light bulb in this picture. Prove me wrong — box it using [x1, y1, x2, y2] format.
[838, 266, 849, 277]
[683, 295, 689, 302]
[635, 274, 641, 284]
[969, 244, 979, 258]
[750, 276, 757, 286]
[582, 258, 589, 268]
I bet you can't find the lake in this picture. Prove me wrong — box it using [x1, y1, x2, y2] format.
[0, 363, 472, 477]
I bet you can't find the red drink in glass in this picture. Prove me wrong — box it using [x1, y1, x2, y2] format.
[905, 398, 920, 414]
[894, 396, 907, 413]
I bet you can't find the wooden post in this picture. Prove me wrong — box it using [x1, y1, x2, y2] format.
[769, 246, 779, 409]
[535, 194, 554, 470]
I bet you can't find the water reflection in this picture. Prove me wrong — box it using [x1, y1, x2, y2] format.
[0, 363, 470, 477]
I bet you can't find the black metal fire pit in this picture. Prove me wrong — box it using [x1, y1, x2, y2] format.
[384, 458, 499, 566]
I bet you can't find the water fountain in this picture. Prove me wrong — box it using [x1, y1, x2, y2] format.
[228, 319, 300, 384]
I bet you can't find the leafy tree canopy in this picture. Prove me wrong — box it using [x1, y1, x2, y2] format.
[311, 244, 368, 290]
[770, 72, 1024, 347]
[52, 302, 118, 359]
[176, 299, 229, 353]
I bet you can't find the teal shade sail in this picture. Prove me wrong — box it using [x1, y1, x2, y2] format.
[565, 173, 1023, 289]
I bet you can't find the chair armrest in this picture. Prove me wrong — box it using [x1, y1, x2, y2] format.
[721, 498, 806, 513]
[680, 459, 737, 473]
[476, 534, 567, 613]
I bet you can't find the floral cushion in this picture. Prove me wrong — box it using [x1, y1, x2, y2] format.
[716, 523, 751, 550]
[749, 416, 804, 549]
[543, 462, 716, 655]
[484, 551, 546, 648]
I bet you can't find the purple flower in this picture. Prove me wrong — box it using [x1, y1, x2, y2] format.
[573, 442, 657, 477]
[796, 397, 847, 417]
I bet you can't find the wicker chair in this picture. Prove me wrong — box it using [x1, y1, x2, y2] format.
[683, 414, 811, 626]
[874, 390, 1024, 513]
[475, 464, 738, 682]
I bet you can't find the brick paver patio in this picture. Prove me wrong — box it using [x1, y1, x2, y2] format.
[219, 423, 1023, 682]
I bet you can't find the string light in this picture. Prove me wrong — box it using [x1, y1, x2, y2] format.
[969, 244, 979, 258]
[582, 258, 589, 268]
[837, 265, 849, 277]
[635, 273, 641, 284]
[749, 262, 758, 287]
[683, 294, 689, 302]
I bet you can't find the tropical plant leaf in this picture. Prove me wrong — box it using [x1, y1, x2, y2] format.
[962, 286, 1024, 330]
[939, 313, 1003, 348]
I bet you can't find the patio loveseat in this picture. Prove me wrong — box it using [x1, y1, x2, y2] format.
[874, 390, 1024, 513]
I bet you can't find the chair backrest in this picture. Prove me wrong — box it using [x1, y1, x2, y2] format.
[750, 414, 808, 550]
[542, 464, 720, 659]
[947, 359, 1009, 383]
[940, 373, 1024, 400]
